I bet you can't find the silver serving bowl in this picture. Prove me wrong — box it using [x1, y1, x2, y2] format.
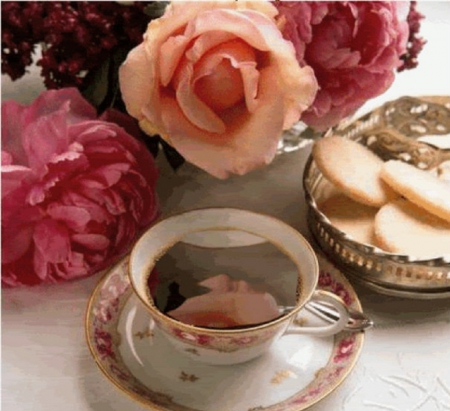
[303, 96, 450, 299]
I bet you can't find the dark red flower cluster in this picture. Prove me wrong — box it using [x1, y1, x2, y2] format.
[2, 1, 156, 88]
[1, 2, 45, 80]
[398, 1, 427, 72]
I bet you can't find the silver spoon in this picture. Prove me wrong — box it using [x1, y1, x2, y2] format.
[305, 301, 373, 331]
[280, 301, 373, 332]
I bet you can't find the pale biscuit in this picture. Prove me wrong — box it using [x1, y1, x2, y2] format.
[381, 160, 450, 223]
[318, 193, 378, 245]
[374, 199, 450, 258]
[438, 160, 450, 182]
[312, 136, 398, 207]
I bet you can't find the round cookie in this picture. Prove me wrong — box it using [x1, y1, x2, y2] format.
[319, 193, 378, 245]
[312, 136, 398, 207]
[380, 160, 450, 223]
[438, 160, 450, 182]
[374, 199, 450, 259]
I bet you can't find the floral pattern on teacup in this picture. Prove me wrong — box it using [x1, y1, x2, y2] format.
[164, 323, 279, 353]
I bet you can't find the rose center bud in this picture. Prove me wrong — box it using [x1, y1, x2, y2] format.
[194, 59, 245, 112]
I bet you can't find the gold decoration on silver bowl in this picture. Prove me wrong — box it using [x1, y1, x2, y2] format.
[303, 96, 450, 299]
[339, 96, 450, 169]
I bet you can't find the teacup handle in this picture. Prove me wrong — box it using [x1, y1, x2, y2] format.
[284, 290, 350, 337]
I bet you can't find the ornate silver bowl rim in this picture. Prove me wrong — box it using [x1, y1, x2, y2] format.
[302, 95, 450, 298]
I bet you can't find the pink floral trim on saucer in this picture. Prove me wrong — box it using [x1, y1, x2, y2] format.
[87, 258, 179, 409]
[86, 254, 365, 411]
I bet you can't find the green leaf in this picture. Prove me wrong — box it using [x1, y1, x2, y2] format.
[143, 2, 169, 18]
[142, 134, 160, 158]
[80, 56, 111, 110]
[80, 45, 132, 114]
[160, 139, 186, 170]
[105, 45, 132, 111]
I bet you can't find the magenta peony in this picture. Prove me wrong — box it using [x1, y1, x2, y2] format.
[1, 88, 159, 287]
[275, 1, 410, 131]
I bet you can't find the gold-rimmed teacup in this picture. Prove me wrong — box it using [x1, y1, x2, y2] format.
[129, 208, 351, 365]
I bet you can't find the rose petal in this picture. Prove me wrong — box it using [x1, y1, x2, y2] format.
[173, 58, 226, 133]
[194, 59, 245, 112]
[119, 44, 155, 121]
[167, 292, 279, 326]
[160, 34, 190, 87]
[184, 9, 274, 52]
[160, 67, 285, 178]
[184, 31, 236, 63]
[199, 274, 256, 294]
[193, 39, 259, 112]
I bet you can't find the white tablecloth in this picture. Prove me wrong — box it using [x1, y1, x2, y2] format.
[2, 3, 450, 411]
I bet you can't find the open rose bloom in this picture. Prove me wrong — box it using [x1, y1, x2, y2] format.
[119, 1, 318, 178]
[1, 88, 159, 287]
[275, 1, 410, 131]
[167, 274, 280, 328]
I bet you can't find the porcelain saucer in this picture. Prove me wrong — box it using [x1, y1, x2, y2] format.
[86, 254, 365, 411]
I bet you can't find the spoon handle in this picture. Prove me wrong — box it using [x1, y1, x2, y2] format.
[305, 301, 374, 331]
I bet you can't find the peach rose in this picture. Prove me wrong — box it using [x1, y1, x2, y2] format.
[119, 1, 318, 178]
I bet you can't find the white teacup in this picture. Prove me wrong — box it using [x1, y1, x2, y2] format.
[129, 208, 350, 365]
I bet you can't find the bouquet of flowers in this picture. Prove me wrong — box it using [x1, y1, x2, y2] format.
[1, 1, 425, 286]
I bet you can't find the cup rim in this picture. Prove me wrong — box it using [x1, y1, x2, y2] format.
[128, 207, 319, 335]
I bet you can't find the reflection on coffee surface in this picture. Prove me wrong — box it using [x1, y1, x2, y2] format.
[166, 274, 281, 328]
[147, 234, 300, 329]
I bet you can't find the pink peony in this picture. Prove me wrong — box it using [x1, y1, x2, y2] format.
[119, 1, 318, 179]
[1, 88, 159, 287]
[275, 1, 410, 131]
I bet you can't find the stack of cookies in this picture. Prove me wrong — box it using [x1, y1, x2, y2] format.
[312, 136, 450, 260]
